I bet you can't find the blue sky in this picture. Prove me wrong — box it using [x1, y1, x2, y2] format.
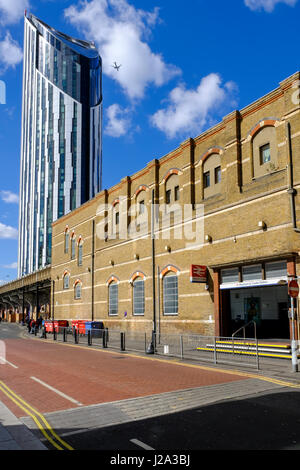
[0, 0, 299, 283]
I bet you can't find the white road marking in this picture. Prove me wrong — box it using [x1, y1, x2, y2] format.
[130, 438, 155, 450]
[0, 357, 18, 368]
[30, 376, 83, 406]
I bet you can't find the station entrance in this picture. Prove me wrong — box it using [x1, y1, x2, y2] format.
[221, 284, 290, 339]
[218, 260, 292, 340]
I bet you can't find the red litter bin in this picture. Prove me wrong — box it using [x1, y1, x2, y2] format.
[72, 320, 80, 331]
[78, 321, 87, 335]
[72, 320, 86, 334]
[53, 320, 68, 332]
[45, 321, 53, 333]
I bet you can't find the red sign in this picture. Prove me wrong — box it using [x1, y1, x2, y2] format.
[190, 265, 207, 283]
[289, 280, 299, 298]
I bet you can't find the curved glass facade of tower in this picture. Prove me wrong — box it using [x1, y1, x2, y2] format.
[18, 13, 102, 276]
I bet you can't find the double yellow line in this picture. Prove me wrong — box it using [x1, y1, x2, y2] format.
[0, 379, 74, 450]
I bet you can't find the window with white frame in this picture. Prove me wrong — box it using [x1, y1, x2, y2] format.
[74, 282, 82, 299]
[133, 278, 145, 315]
[260, 143, 271, 165]
[71, 236, 76, 260]
[252, 125, 278, 178]
[78, 243, 83, 266]
[163, 273, 178, 315]
[109, 282, 118, 315]
[64, 231, 69, 253]
[63, 273, 70, 289]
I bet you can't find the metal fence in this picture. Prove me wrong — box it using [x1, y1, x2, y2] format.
[41, 326, 261, 369]
[154, 333, 260, 369]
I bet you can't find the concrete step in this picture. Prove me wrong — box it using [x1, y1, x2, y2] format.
[197, 340, 296, 359]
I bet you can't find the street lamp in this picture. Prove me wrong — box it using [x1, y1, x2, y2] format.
[147, 189, 157, 354]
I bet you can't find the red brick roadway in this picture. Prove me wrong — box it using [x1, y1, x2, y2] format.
[0, 336, 248, 418]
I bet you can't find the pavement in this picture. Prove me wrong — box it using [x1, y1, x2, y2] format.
[0, 400, 46, 450]
[0, 322, 300, 450]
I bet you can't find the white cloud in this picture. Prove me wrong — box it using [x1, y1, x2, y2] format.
[0, 222, 18, 239]
[0, 32, 23, 72]
[3, 262, 18, 269]
[104, 103, 132, 137]
[244, 0, 297, 12]
[0, 0, 29, 25]
[150, 74, 238, 139]
[0, 190, 19, 204]
[64, 0, 181, 100]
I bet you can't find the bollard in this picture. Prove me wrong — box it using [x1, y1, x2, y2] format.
[88, 329, 92, 346]
[53, 328, 57, 341]
[74, 328, 78, 344]
[146, 331, 155, 354]
[180, 335, 183, 360]
[102, 328, 108, 348]
[291, 340, 298, 373]
[120, 332, 125, 351]
[43, 327, 47, 339]
[63, 328, 67, 342]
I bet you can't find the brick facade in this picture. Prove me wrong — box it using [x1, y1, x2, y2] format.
[51, 72, 300, 339]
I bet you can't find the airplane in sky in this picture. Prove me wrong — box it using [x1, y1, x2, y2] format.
[112, 62, 122, 71]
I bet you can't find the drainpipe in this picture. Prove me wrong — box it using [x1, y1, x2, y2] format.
[147, 189, 157, 354]
[286, 121, 300, 233]
[52, 280, 55, 321]
[91, 219, 95, 322]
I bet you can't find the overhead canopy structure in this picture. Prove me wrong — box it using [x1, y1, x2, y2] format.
[0, 267, 51, 321]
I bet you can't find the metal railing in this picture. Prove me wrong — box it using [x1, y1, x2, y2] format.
[231, 321, 259, 369]
[232, 320, 257, 340]
[40, 326, 261, 369]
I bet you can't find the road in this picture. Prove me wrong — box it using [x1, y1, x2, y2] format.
[0, 322, 300, 453]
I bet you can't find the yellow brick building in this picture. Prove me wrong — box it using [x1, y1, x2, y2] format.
[51, 71, 300, 340]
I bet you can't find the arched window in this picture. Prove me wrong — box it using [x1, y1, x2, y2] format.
[132, 274, 145, 316]
[63, 272, 70, 289]
[108, 278, 118, 315]
[161, 267, 179, 315]
[203, 153, 221, 198]
[78, 237, 83, 266]
[110, 199, 120, 239]
[71, 233, 76, 260]
[134, 186, 149, 235]
[64, 227, 69, 254]
[250, 122, 278, 178]
[74, 280, 82, 299]
[164, 171, 180, 204]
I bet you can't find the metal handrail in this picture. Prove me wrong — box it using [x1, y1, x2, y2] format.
[231, 320, 259, 369]
[232, 320, 257, 340]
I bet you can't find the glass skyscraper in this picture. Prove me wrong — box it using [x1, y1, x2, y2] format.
[18, 13, 102, 276]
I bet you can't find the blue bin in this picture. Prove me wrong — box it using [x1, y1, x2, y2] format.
[91, 321, 104, 329]
[85, 322, 92, 334]
[91, 321, 104, 337]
